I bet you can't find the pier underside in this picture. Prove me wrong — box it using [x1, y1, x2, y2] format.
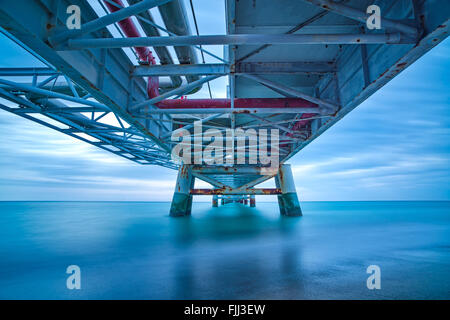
[0, 0, 448, 217]
[170, 164, 302, 217]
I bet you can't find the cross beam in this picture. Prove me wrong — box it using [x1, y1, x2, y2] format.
[191, 188, 281, 195]
[140, 107, 323, 115]
[132, 61, 336, 76]
[51, 0, 173, 43]
[300, 0, 419, 37]
[65, 33, 414, 50]
[0, 67, 59, 76]
[241, 74, 338, 111]
[130, 75, 221, 111]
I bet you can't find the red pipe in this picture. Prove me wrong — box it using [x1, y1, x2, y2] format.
[291, 113, 316, 130]
[156, 98, 318, 109]
[103, 0, 159, 98]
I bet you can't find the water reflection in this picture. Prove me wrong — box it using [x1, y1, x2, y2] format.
[167, 203, 305, 299]
[1, 201, 448, 299]
[170, 203, 300, 243]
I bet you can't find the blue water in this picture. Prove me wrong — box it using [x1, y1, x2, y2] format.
[0, 201, 449, 299]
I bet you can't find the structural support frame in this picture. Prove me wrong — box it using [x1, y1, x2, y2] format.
[275, 164, 302, 216]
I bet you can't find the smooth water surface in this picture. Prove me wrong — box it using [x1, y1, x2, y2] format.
[0, 201, 449, 299]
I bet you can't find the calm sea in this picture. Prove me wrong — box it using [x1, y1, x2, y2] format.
[0, 201, 448, 299]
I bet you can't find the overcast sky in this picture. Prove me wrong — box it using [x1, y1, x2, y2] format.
[0, 0, 448, 201]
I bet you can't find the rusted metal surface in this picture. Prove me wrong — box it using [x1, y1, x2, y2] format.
[156, 98, 317, 109]
[191, 188, 281, 195]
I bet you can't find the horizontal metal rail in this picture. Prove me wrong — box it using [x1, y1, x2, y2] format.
[132, 61, 337, 76]
[65, 33, 414, 50]
[300, 0, 419, 37]
[140, 107, 323, 115]
[192, 166, 276, 175]
[0, 67, 59, 76]
[0, 78, 110, 111]
[191, 188, 281, 195]
[51, 0, 173, 43]
[241, 74, 338, 111]
[130, 75, 221, 111]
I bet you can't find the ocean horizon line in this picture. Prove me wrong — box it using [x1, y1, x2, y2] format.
[0, 200, 449, 203]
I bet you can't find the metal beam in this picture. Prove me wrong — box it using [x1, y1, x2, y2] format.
[131, 75, 221, 111]
[132, 62, 335, 76]
[0, 78, 110, 111]
[0, 67, 59, 76]
[103, 0, 227, 63]
[51, 0, 173, 43]
[237, 10, 328, 62]
[13, 106, 106, 114]
[141, 107, 322, 115]
[192, 173, 228, 189]
[246, 113, 299, 135]
[163, 113, 222, 139]
[192, 166, 276, 175]
[235, 175, 276, 191]
[191, 188, 281, 195]
[66, 33, 413, 49]
[133, 64, 229, 77]
[235, 61, 336, 74]
[300, 0, 418, 37]
[240, 74, 338, 111]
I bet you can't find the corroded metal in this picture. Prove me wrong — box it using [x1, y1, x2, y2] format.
[191, 188, 281, 195]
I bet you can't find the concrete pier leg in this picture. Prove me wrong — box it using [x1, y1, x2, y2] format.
[274, 174, 286, 215]
[170, 165, 195, 217]
[221, 198, 224, 205]
[186, 175, 195, 215]
[250, 195, 256, 207]
[275, 164, 302, 216]
[212, 195, 218, 207]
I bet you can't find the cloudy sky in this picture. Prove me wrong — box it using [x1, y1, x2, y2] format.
[0, 1, 448, 201]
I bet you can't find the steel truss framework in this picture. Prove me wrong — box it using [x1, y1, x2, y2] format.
[0, 0, 448, 215]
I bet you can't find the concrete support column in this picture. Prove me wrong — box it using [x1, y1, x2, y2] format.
[221, 198, 224, 205]
[212, 195, 218, 207]
[275, 164, 302, 216]
[274, 174, 286, 215]
[250, 195, 256, 207]
[170, 164, 195, 217]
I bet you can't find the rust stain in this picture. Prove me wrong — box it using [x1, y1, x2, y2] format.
[190, 188, 281, 195]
